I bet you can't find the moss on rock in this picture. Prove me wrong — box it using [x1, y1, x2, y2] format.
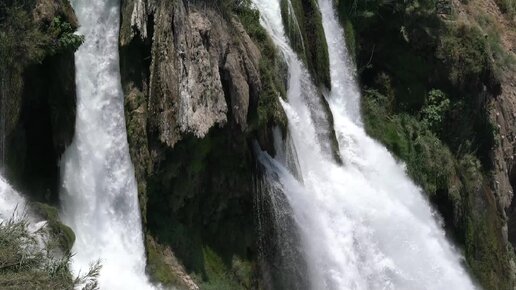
[280, 0, 331, 88]
[32, 202, 75, 253]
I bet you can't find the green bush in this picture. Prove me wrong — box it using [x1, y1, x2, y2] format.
[363, 89, 455, 196]
[437, 22, 490, 86]
[47, 17, 85, 55]
[421, 89, 450, 133]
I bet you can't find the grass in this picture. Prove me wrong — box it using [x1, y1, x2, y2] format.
[0, 216, 100, 290]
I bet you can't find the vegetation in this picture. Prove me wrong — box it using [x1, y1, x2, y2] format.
[494, 0, 516, 18]
[280, 0, 331, 88]
[32, 202, 76, 253]
[0, 3, 83, 70]
[0, 0, 84, 170]
[0, 2, 89, 289]
[140, 2, 289, 288]
[337, 0, 515, 288]
[47, 17, 85, 55]
[0, 216, 100, 290]
[232, 0, 288, 132]
[197, 247, 253, 290]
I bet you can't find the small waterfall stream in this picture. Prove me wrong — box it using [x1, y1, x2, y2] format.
[59, 0, 154, 289]
[252, 0, 477, 289]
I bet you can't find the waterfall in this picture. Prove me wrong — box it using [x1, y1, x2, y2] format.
[59, 0, 154, 289]
[0, 175, 26, 222]
[252, 0, 477, 289]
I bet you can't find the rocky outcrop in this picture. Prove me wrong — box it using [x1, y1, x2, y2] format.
[120, 0, 285, 287]
[122, 0, 263, 148]
[0, 0, 78, 203]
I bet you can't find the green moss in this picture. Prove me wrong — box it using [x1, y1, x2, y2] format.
[362, 83, 512, 289]
[280, 0, 307, 59]
[281, 0, 331, 88]
[255, 58, 288, 131]
[343, 18, 356, 62]
[146, 129, 256, 283]
[198, 247, 252, 290]
[459, 155, 512, 290]
[31, 202, 75, 253]
[233, 1, 288, 133]
[146, 235, 192, 288]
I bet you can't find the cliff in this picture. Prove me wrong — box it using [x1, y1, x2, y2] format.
[119, 0, 286, 288]
[0, 0, 80, 204]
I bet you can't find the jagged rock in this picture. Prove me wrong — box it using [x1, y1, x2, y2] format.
[1, 0, 78, 202]
[134, 0, 265, 147]
[119, 1, 275, 286]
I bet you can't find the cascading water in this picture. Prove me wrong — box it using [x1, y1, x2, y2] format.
[59, 0, 154, 289]
[0, 175, 26, 222]
[252, 0, 477, 289]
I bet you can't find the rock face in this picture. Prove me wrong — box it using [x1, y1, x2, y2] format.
[120, 0, 283, 287]
[122, 0, 262, 148]
[454, 0, 516, 285]
[1, 0, 78, 203]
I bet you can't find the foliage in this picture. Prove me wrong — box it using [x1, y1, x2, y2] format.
[421, 89, 450, 133]
[256, 59, 288, 130]
[230, 0, 288, 132]
[47, 17, 85, 55]
[437, 22, 490, 86]
[363, 89, 455, 196]
[346, 0, 513, 288]
[0, 217, 100, 290]
[198, 247, 252, 290]
[0, 6, 83, 67]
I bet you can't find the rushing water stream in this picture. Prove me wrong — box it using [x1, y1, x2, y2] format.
[252, 0, 477, 289]
[59, 0, 153, 288]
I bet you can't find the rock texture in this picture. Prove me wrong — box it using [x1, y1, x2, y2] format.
[453, 0, 516, 283]
[122, 0, 262, 149]
[120, 0, 283, 287]
[1, 0, 77, 203]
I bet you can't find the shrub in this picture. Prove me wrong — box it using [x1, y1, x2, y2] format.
[437, 22, 490, 86]
[363, 89, 455, 196]
[421, 89, 450, 133]
[47, 17, 85, 55]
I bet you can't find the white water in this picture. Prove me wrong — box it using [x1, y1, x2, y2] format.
[0, 175, 26, 222]
[253, 0, 477, 289]
[60, 0, 154, 289]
